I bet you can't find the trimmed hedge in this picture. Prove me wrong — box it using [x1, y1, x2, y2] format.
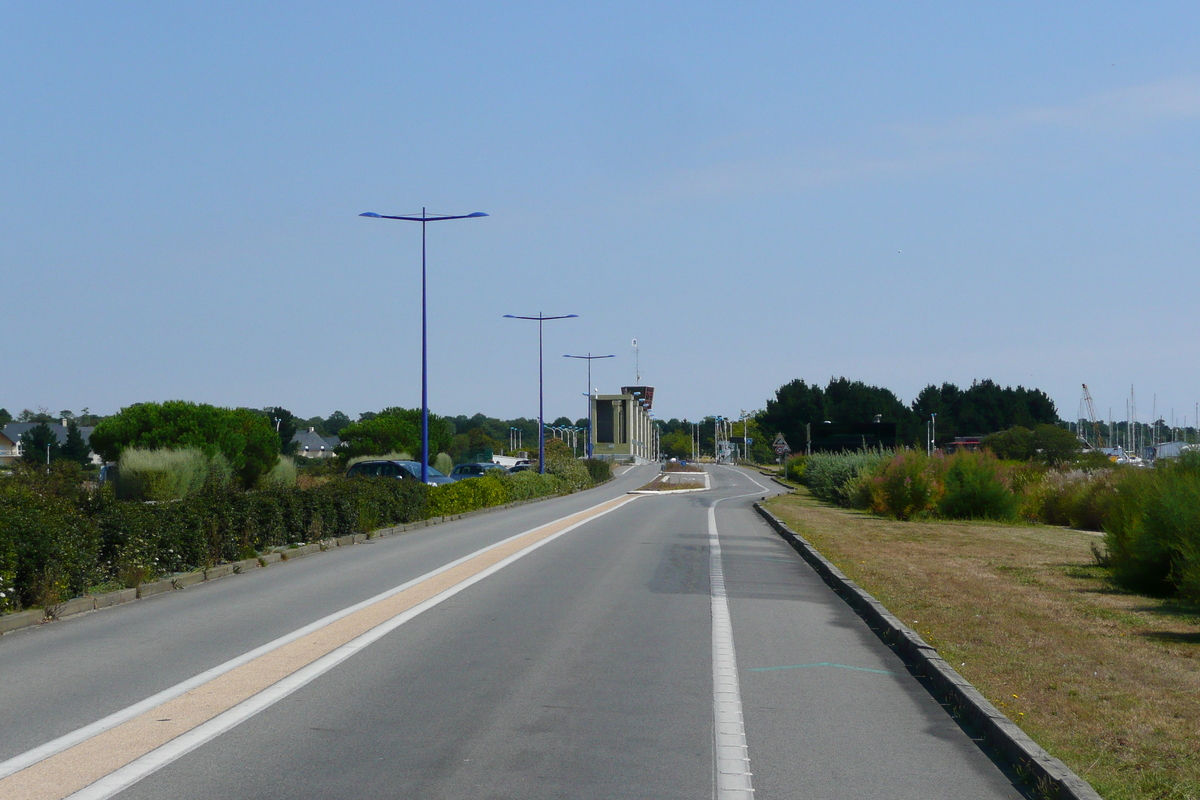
[0, 461, 589, 614]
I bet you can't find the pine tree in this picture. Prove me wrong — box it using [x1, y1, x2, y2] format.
[60, 420, 91, 466]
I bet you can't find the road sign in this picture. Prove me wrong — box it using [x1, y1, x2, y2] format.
[773, 433, 791, 455]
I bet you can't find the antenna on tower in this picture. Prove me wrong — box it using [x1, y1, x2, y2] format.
[632, 338, 640, 384]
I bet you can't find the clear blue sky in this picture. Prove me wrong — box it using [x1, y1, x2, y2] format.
[5, 3, 1199, 428]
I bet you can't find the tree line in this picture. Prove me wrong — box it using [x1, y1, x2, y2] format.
[758, 377, 1061, 452]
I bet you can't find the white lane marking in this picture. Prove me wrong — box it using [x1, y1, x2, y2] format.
[712, 464, 772, 493]
[65, 495, 640, 800]
[1, 495, 637, 783]
[709, 493, 756, 800]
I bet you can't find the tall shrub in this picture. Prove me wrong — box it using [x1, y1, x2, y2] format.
[1106, 453, 1200, 599]
[116, 448, 211, 501]
[868, 450, 940, 520]
[258, 456, 298, 489]
[937, 451, 1017, 521]
[801, 449, 891, 507]
[540, 439, 590, 491]
[784, 455, 807, 482]
[583, 459, 612, 484]
[89, 401, 280, 488]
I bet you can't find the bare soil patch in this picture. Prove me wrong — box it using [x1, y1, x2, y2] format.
[765, 489, 1200, 800]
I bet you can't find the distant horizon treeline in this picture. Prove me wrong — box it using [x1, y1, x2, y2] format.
[758, 377, 1060, 450]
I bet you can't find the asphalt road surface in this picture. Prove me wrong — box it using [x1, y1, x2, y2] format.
[0, 464, 1027, 799]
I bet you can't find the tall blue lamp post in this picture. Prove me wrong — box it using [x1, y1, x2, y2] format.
[360, 208, 487, 483]
[563, 353, 614, 458]
[504, 312, 577, 473]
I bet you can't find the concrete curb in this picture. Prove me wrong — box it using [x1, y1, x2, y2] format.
[0, 481, 610, 636]
[753, 503, 1102, 800]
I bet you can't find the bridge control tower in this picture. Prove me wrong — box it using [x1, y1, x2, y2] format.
[589, 386, 657, 463]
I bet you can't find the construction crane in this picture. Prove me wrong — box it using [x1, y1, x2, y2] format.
[1080, 384, 1101, 448]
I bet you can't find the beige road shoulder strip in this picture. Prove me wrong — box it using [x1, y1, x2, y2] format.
[1, 494, 638, 800]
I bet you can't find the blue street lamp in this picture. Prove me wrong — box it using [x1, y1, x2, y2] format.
[504, 312, 578, 474]
[563, 353, 615, 458]
[360, 207, 487, 483]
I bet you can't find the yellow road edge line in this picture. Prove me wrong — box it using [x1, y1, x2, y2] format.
[2, 494, 637, 800]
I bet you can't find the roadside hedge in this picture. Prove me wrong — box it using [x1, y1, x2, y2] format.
[0, 461, 593, 614]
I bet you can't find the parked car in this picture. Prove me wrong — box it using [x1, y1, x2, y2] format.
[449, 463, 509, 481]
[395, 461, 454, 485]
[508, 464, 532, 473]
[345, 460, 453, 486]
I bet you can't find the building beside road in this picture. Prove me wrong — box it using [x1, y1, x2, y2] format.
[291, 428, 341, 459]
[589, 386, 658, 463]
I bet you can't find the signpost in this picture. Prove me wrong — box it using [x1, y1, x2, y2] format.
[773, 433, 791, 472]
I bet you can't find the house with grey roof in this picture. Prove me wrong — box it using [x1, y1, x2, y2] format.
[0, 421, 101, 466]
[292, 428, 341, 459]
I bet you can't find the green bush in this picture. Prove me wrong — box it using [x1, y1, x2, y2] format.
[1021, 467, 1125, 532]
[542, 439, 590, 491]
[0, 483, 102, 609]
[1065, 470, 1122, 531]
[116, 448, 212, 501]
[505, 470, 568, 501]
[89, 401, 280, 489]
[867, 450, 939, 520]
[784, 455, 807, 482]
[1104, 453, 1200, 600]
[583, 459, 612, 484]
[258, 456, 298, 489]
[937, 451, 1017, 521]
[801, 449, 891, 506]
[428, 474, 509, 517]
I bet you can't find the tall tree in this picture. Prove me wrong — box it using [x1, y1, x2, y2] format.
[265, 407, 299, 455]
[759, 379, 826, 449]
[19, 423, 59, 465]
[89, 401, 280, 488]
[0, 408, 11, 426]
[337, 407, 453, 462]
[60, 420, 91, 466]
[324, 411, 352, 435]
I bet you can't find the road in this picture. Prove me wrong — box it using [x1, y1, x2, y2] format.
[0, 464, 1025, 799]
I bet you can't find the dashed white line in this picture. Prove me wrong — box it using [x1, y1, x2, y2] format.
[709, 494, 755, 799]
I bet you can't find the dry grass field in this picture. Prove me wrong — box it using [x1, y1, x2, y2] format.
[764, 488, 1200, 800]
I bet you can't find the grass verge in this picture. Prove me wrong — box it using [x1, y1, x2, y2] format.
[764, 488, 1200, 800]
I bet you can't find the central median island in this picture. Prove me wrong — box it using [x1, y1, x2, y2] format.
[633, 462, 708, 492]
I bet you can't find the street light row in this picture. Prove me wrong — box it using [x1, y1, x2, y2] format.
[360, 209, 613, 476]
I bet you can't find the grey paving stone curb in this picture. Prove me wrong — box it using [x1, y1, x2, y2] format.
[0, 481, 608, 636]
[753, 503, 1103, 800]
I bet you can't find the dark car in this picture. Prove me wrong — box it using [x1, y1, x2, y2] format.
[346, 460, 454, 486]
[449, 463, 509, 481]
[395, 461, 454, 485]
